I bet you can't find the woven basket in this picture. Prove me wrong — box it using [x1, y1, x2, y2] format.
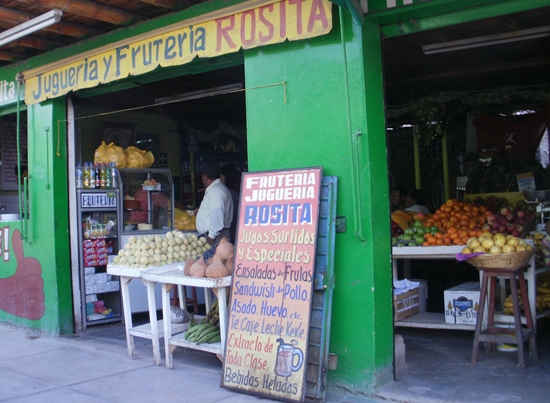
[466, 250, 534, 270]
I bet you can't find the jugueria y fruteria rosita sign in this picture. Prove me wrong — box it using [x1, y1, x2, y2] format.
[222, 167, 322, 402]
[23, 0, 332, 105]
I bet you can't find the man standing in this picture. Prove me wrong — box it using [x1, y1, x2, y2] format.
[196, 162, 234, 246]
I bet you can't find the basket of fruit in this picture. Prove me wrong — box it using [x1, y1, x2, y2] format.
[466, 250, 534, 270]
[462, 232, 534, 270]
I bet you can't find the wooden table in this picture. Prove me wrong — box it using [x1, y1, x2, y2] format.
[141, 269, 231, 369]
[106, 264, 187, 366]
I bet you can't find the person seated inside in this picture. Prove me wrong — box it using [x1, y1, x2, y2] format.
[404, 189, 430, 214]
[390, 185, 407, 212]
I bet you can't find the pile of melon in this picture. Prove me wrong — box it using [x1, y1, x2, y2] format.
[111, 230, 210, 269]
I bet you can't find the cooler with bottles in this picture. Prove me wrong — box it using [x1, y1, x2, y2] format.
[75, 162, 123, 327]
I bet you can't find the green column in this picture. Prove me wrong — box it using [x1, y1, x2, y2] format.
[244, 8, 393, 394]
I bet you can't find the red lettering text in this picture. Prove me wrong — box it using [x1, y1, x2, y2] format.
[241, 10, 256, 46]
[308, 0, 329, 32]
[259, 4, 275, 42]
[289, 0, 306, 35]
[216, 15, 236, 52]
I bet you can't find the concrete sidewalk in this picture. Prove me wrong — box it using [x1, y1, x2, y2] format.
[0, 322, 381, 403]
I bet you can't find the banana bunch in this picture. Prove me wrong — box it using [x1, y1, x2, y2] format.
[502, 274, 550, 315]
[536, 274, 550, 311]
[202, 299, 219, 326]
[525, 232, 549, 267]
[502, 294, 523, 316]
[184, 321, 221, 344]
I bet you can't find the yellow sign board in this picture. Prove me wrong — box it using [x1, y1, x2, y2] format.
[24, 0, 332, 105]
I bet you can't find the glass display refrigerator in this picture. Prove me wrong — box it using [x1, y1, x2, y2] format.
[76, 183, 122, 327]
[118, 168, 175, 313]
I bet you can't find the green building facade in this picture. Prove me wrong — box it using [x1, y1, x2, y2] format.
[0, 0, 546, 395]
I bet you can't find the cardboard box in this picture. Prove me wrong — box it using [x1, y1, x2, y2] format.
[106, 281, 120, 292]
[94, 273, 108, 284]
[85, 274, 95, 287]
[444, 282, 481, 325]
[94, 282, 110, 294]
[85, 294, 98, 303]
[393, 288, 420, 321]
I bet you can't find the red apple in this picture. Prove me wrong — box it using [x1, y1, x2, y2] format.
[500, 207, 511, 216]
[482, 224, 492, 231]
[517, 210, 526, 219]
[506, 212, 517, 222]
[512, 229, 522, 237]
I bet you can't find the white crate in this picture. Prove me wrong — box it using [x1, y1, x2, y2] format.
[444, 282, 481, 325]
[84, 267, 95, 275]
[85, 285, 95, 295]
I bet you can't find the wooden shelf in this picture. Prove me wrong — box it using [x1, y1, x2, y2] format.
[395, 312, 475, 330]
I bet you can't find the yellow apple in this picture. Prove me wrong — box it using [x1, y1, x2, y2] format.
[516, 245, 526, 252]
[489, 245, 502, 254]
[481, 238, 495, 250]
[506, 237, 519, 247]
[502, 244, 515, 253]
[473, 246, 486, 253]
[462, 247, 472, 254]
[493, 233, 506, 248]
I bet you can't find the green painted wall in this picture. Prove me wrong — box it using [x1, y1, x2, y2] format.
[0, 98, 72, 334]
[244, 9, 393, 393]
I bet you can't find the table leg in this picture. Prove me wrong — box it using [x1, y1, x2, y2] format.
[162, 283, 173, 369]
[145, 280, 161, 366]
[120, 276, 135, 359]
[217, 286, 228, 357]
[204, 288, 212, 313]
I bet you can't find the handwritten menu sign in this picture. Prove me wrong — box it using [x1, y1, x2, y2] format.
[222, 167, 322, 402]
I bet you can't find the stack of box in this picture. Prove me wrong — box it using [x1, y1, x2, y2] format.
[83, 239, 109, 267]
[84, 266, 119, 296]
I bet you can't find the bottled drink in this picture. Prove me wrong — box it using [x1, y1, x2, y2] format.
[95, 164, 101, 188]
[83, 163, 90, 188]
[100, 163, 107, 188]
[89, 163, 96, 189]
[110, 162, 118, 188]
[103, 163, 110, 189]
[75, 163, 83, 189]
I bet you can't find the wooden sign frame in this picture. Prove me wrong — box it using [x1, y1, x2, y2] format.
[221, 167, 323, 402]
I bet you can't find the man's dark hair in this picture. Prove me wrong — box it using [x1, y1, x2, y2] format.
[408, 189, 426, 206]
[200, 162, 220, 180]
[392, 185, 407, 198]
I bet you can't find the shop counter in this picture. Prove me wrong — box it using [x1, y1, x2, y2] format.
[141, 269, 231, 369]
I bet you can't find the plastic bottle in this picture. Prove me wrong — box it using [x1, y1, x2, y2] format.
[100, 163, 107, 188]
[95, 164, 101, 188]
[83, 163, 90, 188]
[75, 163, 83, 189]
[89, 163, 96, 189]
[103, 163, 110, 189]
[110, 162, 118, 188]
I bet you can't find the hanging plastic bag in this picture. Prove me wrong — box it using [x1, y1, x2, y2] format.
[94, 141, 127, 168]
[124, 146, 155, 168]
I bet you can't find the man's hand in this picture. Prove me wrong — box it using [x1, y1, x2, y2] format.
[207, 236, 215, 245]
